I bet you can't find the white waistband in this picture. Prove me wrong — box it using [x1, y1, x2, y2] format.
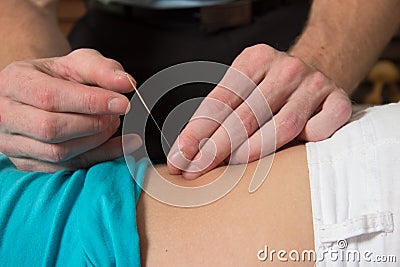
[306, 103, 400, 266]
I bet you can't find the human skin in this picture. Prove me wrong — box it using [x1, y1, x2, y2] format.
[1, 0, 399, 173]
[0, 1, 141, 172]
[168, 0, 400, 178]
[137, 144, 315, 266]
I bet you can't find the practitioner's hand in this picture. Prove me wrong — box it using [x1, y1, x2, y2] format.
[0, 49, 142, 172]
[168, 44, 352, 179]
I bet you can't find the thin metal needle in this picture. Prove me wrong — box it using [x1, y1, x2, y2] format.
[120, 72, 172, 149]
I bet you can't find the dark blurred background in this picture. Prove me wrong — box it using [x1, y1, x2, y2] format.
[58, 0, 400, 106]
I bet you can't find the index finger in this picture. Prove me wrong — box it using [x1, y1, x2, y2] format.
[40, 49, 135, 94]
[167, 59, 268, 174]
[9, 72, 131, 114]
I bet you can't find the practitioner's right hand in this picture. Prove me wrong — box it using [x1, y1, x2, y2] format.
[0, 49, 142, 172]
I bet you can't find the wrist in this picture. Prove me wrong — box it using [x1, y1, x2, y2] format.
[288, 26, 344, 86]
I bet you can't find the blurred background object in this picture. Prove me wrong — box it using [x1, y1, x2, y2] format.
[57, 0, 400, 105]
[57, 0, 86, 36]
[352, 28, 400, 105]
[365, 60, 400, 105]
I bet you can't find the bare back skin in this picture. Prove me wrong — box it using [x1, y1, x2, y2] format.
[137, 144, 315, 266]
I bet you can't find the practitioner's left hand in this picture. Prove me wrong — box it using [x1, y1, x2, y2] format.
[167, 44, 352, 179]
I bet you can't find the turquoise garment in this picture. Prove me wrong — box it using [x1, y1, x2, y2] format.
[0, 155, 149, 266]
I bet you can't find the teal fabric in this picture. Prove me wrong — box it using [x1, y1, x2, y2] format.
[0, 154, 149, 267]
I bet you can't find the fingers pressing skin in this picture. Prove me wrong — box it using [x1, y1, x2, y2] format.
[182, 70, 335, 179]
[298, 89, 352, 141]
[9, 134, 143, 173]
[167, 45, 277, 175]
[168, 44, 352, 178]
[181, 56, 314, 178]
[234, 88, 350, 167]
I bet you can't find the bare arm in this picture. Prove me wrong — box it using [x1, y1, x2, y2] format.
[290, 0, 400, 92]
[0, 0, 70, 69]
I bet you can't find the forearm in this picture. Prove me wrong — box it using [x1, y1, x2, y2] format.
[290, 0, 400, 93]
[0, 0, 71, 70]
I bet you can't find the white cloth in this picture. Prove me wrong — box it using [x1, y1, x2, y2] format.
[306, 103, 400, 266]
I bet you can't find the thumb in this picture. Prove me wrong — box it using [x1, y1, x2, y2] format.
[40, 48, 136, 93]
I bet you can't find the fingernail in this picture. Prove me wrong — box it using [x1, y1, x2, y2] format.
[184, 162, 202, 172]
[124, 134, 143, 154]
[108, 98, 128, 114]
[114, 69, 137, 85]
[125, 102, 131, 114]
[182, 171, 201, 180]
[114, 69, 127, 77]
[168, 150, 190, 171]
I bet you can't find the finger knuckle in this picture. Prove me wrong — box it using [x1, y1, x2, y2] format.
[278, 113, 303, 140]
[4, 61, 28, 73]
[103, 58, 123, 70]
[282, 56, 307, 78]
[330, 93, 352, 121]
[237, 109, 258, 135]
[0, 61, 29, 90]
[36, 87, 57, 111]
[194, 95, 232, 119]
[70, 48, 100, 58]
[1, 62, 17, 78]
[244, 44, 275, 58]
[38, 116, 59, 141]
[45, 143, 69, 163]
[178, 130, 201, 155]
[211, 93, 234, 110]
[92, 115, 108, 132]
[48, 59, 74, 80]
[233, 44, 276, 80]
[239, 44, 275, 68]
[309, 71, 329, 91]
[85, 92, 99, 114]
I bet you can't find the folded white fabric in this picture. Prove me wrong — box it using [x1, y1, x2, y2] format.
[307, 103, 400, 266]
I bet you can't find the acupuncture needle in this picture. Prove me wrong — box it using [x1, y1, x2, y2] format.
[119, 71, 172, 149]
[119, 71, 265, 193]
